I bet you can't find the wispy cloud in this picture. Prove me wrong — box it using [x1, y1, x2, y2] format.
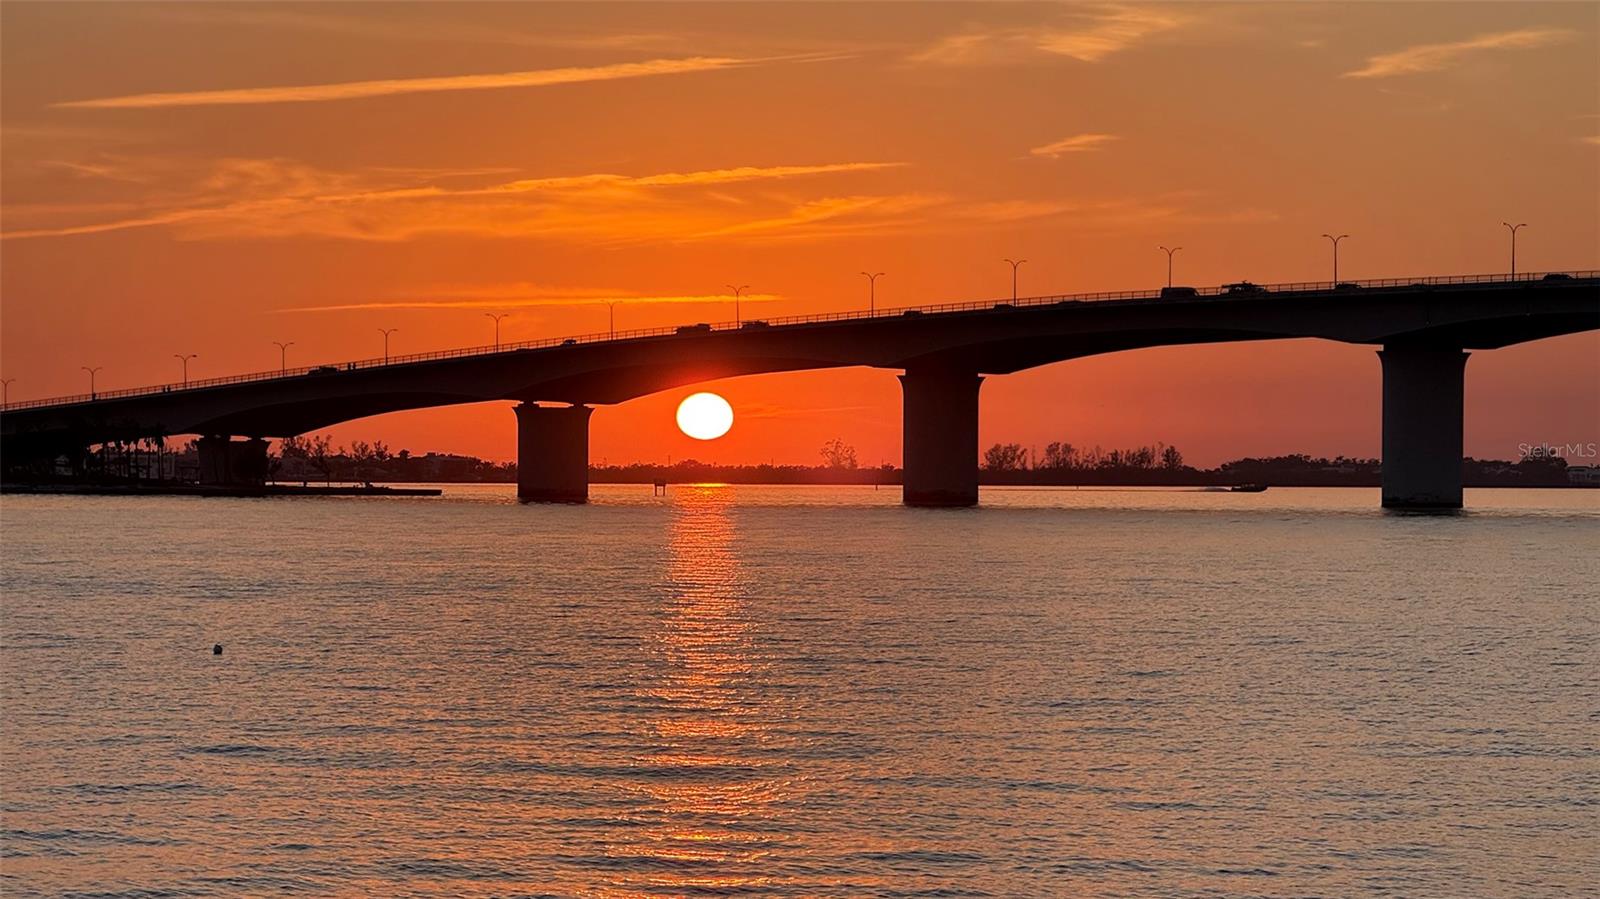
[1, 158, 907, 242]
[1583, 136, 1600, 146]
[911, 5, 1190, 66]
[279, 290, 782, 314]
[57, 56, 753, 109]
[1344, 28, 1575, 79]
[151, 6, 692, 53]
[1029, 133, 1119, 158]
[1034, 5, 1188, 63]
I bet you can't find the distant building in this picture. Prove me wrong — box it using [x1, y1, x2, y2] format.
[1568, 466, 1600, 485]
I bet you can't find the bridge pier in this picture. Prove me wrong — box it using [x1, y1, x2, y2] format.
[1379, 345, 1468, 510]
[900, 366, 983, 507]
[515, 402, 592, 503]
[196, 436, 268, 486]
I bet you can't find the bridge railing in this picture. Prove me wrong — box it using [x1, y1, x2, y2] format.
[3, 269, 1593, 412]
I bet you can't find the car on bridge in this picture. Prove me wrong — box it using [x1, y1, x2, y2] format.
[675, 323, 712, 335]
[1160, 286, 1198, 298]
[1223, 282, 1268, 296]
[1336, 282, 1362, 291]
[740, 320, 770, 329]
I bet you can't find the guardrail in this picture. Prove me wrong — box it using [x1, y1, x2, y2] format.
[3, 270, 1593, 412]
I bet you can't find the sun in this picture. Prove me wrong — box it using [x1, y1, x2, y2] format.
[676, 392, 733, 440]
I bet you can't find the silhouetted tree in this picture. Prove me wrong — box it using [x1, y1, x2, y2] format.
[306, 435, 335, 484]
[819, 438, 859, 470]
[983, 443, 1028, 471]
[1041, 441, 1078, 469]
[1161, 445, 1185, 470]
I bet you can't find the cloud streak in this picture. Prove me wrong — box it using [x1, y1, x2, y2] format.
[1, 160, 905, 241]
[1344, 28, 1574, 79]
[56, 56, 752, 109]
[1030, 133, 1119, 158]
[279, 292, 782, 313]
[911, 5, 1189, 66]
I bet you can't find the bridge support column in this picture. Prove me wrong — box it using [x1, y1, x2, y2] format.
[1380, 345, 1468, 510]
[196, 436, 268, 486]
[900, 366, 983, 507]
[515, 402, 592, 503]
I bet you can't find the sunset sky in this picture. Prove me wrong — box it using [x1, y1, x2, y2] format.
[3, 2, 1596, 466]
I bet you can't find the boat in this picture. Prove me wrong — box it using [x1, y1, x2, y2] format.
[1229, 483, 1268, 493]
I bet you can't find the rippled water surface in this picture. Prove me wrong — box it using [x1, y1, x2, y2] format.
[2, 485, 1597, 897]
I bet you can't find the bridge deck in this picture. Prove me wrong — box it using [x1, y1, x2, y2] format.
[4, 270, 1594, 414]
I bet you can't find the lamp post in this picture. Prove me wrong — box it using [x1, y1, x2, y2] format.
[1321, 233, 1349, 284]
[1, 378, 14, 405]
[605, 301, 620, 339]
[378, 328, 398, 363]
[273, 341, 294, 375]
[1502, 222, 1527, 277]
[727, 284, 750, 326]
[485, 313, 509, 349]
[173, 353, 197, 386]
[82, 365, 102, 399]
[1159, 245, 1182, 288]
[1003, 259, 1026, 301]
[860, 271, 884, 315]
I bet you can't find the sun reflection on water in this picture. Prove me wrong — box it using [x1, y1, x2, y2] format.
[598, 485, 791, 894]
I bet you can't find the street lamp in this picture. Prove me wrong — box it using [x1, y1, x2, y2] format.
[173, 353, 197, 386]
[1003, 259, 1026, 301]
[1502, 222, 1527, 277]
[81, 365, 102, 399]
[1, 378, 14, 405]
[727, 284, 750, 326]
[1159, 245, 1182, 288]
[1321, 233, 1349, 284]
[273, 341, 294, 375]
[485, 313, 509, 349]
[604, 301, 620, 339]
[378, 328, 398, 363]
[860, 271, 885, 315]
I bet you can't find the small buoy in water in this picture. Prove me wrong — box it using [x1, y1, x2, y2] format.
[212, 644, 223, 655]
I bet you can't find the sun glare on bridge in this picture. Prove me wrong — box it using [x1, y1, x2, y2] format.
[676, 392, 734, 440]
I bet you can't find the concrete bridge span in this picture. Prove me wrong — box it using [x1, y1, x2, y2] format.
[4, 271, 1596, 509]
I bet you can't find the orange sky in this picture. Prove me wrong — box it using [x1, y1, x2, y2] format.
[2, 2, 1596, 466]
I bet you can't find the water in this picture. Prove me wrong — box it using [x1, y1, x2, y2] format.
[2, 486, 1596, 897]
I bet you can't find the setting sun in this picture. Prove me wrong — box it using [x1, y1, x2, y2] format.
[676, 392, 734, 440]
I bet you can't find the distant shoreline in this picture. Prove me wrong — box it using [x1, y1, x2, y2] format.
[268, 475, 1594, 489]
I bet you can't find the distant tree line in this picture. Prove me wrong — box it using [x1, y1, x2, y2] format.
[270, 437, 513, 484]
[254, 436, 1583, 488]
[10, 435, 1584, 489]
[982, 442, 1185, 472]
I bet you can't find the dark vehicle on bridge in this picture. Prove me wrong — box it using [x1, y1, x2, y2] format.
[675, 323, 712, 335]
[1223, 282, 1268, 296]
[1542, 273, 1573, 282]
[740, 320, 770, 329]
[993, 302, 1016, 310]
[1160, 286, 1198, 299]
[561, 338, 577, 346]
[902, 309, 924, 317]
[308, 365, 339, 375]
[1335, 282, 1361, 291]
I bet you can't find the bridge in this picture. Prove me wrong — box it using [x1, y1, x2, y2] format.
[3, 271, 1596, 509]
